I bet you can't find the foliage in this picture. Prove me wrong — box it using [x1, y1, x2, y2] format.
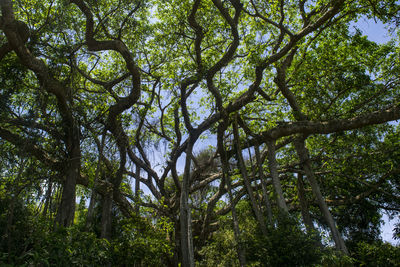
[110, 217, 173, 266]
[318, 249, 355, 267]
[199, 202, 323, 267]
[24, 227, 111, 267]
[243, 215, 323, 267]
[0, 196, 172, 266]
[1, 0, 400, 265]
[352, 241, 400, 267]
[198, 227, 240, 267]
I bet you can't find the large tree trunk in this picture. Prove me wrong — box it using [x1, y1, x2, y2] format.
[101, 188, 113, 240]
[180, 140, 195, 267]
[297, 173, 314, 233]
[55, 129, 80, 227]
[266, 139, 289, 212]
[233, 118, 267, 236]
[255, 145, 274, 226]
[224, 165, 247, 267]
[135, 163, 141, 213]
[86, 131, 106, 230]
[294, 138, 348, 254]
[55, 165, 78, 227]
[200, 175, 225, 243]
[217, 123, 246, 267]
[85, 184, 98, 231]
[173, 221, 181, 267]
[248, 148, 263, 213]
[43, 177, 53, 219]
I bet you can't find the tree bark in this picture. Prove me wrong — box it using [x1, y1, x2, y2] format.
[255, 145, 274, 226]
[233, 117, 267, 236]
[297, 173, 314, 233]
[55, 160, 78, 227]
[266, 139, 289, 213]
[135, 163, 141, 213]
[86, 130, 106, 230]
[180, 139, 195, 267]
[101, 187, 113, 240]
[260, 104, 400, 141]
[200, 174, 225, 242]
[248, 147, 263, 212]
[294, 138, 348, 254]
[173, 221, 180, 267]
[43, 177, 53, 219]
[217, 123, 246, 267]
[55, 129, 80, 227]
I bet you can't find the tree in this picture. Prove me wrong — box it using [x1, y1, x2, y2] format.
[1, 0, 400, 266]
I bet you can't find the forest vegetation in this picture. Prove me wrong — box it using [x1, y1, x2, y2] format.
[1, 0, 400, 266]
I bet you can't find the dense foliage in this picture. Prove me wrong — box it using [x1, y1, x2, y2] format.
[1, 0, 400, 266]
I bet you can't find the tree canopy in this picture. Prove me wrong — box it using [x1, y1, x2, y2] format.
[1, 0, 400, 266]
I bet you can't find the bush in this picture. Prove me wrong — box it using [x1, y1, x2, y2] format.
[0, 196, 172, 266]
[198, 213, 323, 267]
[244, 215, 323, 267]
[24, 227, 111, 266]
[318, 249, 354, 267]
[352, 241, 400, 267]
[110, 217, 173, 266]
[198, 229, 240, 267]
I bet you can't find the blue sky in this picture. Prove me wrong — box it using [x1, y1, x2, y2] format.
[353, 17, 399, 245]
[353, 17, 393, 43]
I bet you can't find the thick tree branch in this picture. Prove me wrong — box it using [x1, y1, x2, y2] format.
[259, 104, 400, 140]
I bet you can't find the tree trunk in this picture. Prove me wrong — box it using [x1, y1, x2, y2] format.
[248, 147, 263, 212]
[55, 159, 79, 227]
[86, 130, 106, 230]
[255, 145, 274, 226]
[224, 166, 247, 267]
[180, 139, 195, 267]
[297, 173, 314, 233]
[135, 163, 141, 213]
[43, 177, 53, 219]
[85, 185, 97, 231]
[233, 119, 267, 236]
[294, 138, 349, 254]
[55, 123, 80, 228]
[101, 188, 113, 240]
[173, 221, 181, 267]
[217, 123, 246, 267]
[55, 141, 80, 227]
[200, 176, 225, 242]
[266, 139, 289, 212]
